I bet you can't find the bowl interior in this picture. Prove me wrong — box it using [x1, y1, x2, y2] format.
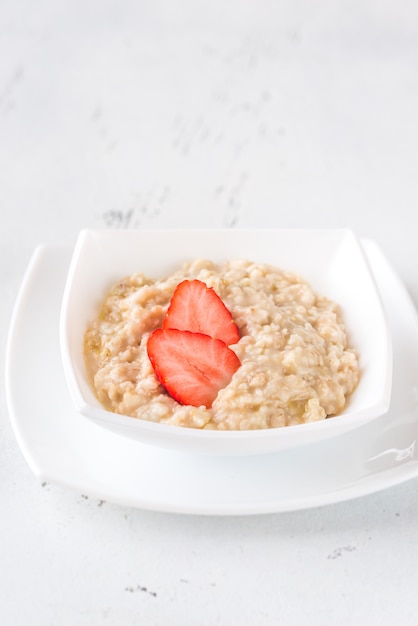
[60, 228, 392, 455]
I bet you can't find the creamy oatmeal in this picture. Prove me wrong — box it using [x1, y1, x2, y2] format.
[84, 259, 360, 430]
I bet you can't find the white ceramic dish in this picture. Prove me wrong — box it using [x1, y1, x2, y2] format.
[5, 241, 418, 514]
[59, 228, 392, 455]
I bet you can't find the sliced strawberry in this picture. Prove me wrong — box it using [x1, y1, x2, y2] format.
[147, 328, 241, 408]
[162, 279, 240, 346]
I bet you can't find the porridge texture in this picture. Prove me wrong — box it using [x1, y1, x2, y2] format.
[84, 259, 360, 430]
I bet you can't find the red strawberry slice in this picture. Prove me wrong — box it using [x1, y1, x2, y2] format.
[162, 279, 240, 346]
[147, 328, 241, 408]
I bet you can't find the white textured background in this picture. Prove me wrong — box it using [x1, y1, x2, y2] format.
[1, 1, 418, 624]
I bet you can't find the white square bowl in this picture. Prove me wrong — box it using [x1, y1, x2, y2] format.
[59, 228, 392, 456]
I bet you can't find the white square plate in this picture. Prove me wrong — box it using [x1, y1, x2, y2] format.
[6, 241, 416, 514]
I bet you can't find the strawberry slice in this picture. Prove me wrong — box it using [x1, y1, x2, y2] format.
[147, 328, 241, 408]
[162, 279, 240, 346]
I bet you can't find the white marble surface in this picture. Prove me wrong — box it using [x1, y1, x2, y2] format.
[2, 1, 418, 624]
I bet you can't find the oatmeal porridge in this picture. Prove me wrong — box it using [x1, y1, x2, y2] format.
[84, 259, 360, 430]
